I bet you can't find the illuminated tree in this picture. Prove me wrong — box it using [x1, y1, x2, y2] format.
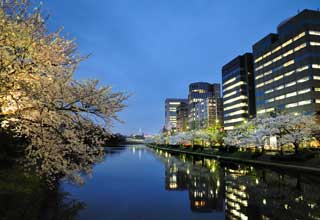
[0, 0, 127, 184]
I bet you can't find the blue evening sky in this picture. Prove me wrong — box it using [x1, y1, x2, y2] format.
[44, 0, 319, 135]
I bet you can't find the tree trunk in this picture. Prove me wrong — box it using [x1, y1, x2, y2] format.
[294, 142, 299, 154]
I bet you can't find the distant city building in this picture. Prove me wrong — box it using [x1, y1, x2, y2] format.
[222, 53, 255, 130]
[195, 97, 223, 129]
[176, 102, 189, 132]
[188, 82, 222, 129]
[253, 9, 320, 116]
[165, 98, 188, 132]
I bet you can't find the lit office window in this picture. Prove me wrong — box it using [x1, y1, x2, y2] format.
[286, 91, 297, 98]
[265, 89, 274, 94]
[224, 117, 246, 124]
[286, 81, 296, 88]
[298, 88, 311, 95]
[285, 103, 298, 109]
[282, 39, 293, 48]
[294, 43, 307, 52]
[224, 110, 247, 117]
[276, 85, 284, 90]
[309, 30, 320, 36]
[223, 77, 236, 86]
[224, 95, 247, 105]
[266, 98, 274, 103]
[312, 64, 320, 69]
[284, 70, 295, 77]
[313, 76, 320, 80]
[275, 95, 285, 100]
[224, 102, 248, 111]
[283, 50, 293, 57]
[283, 60, 294, 67]
[293, 32, 305, 41]
[310, 42, 320, 46]
[272, 46, 281, 53]
[298, 100, 312, 106]
[224, 81, 246, 92]
[274, 75, 283, 81]
[297, 77, 309, 83]
[315, 88, 320, 92]
[296, 65, 309, 72]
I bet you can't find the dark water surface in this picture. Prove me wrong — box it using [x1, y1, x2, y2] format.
[61, 146, 320, 220]
[1, 145, 320, 220]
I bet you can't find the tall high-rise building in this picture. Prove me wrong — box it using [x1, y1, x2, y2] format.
[188, 82, 222, 129]
[165, 98, 188, 132]
[176, 102, 189, 132]
[253, 9, 320, 116]
[222, 53, 255, 130]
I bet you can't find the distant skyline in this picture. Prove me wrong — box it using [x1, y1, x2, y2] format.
[45, 0, 320, 135]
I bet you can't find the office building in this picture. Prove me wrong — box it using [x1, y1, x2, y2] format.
[253, 9, 320, 116]
[188, 82, 222, 129]
[195, 97, 223, 129]
[222, 53, 255, 130]
[165, 98, 188, 132]
[176, 102, 189, 132]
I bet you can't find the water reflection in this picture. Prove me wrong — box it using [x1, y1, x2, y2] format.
[154, 149, 320, 220]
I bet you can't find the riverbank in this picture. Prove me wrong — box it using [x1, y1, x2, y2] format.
[148, 144, 320, 173]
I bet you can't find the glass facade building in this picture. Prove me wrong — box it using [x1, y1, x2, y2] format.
[253, 9, 320, 115]
[222, 53, 255, 130]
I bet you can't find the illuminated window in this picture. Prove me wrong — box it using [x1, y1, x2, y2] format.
[310, 42, 320, 46]
[315, 88, 320, 92]
[224, 102, 247, 111]
[298, 100, 312, 106]
[272, 46, 281, 53]
[284, 70, 295, 77]
[312, 64, 320, 69]
[316, 99, 320, 104]
[286, 103, 298, 109]
[255, 74, 263, 80]
[223, 90, 237, 98]
[309, 30, 320, 36]
[298, 88, 311, 95]
[266, 98, 274, 103]
[274, 75, 283, 81]
[264, 61, 272, 67]
[283, 60, 294, 67]
[224, 117, 246, 124]
[264, 70, 272, 76]
[256, 82, 264, 88]
[314, 76, 320, 80]
[275, 95, 285, 100]
[286, 81, 296, 87]
[224, 81, 246, 92]
[224, 95, 247, 105]
[272, 56, 282, 63]
[294, 43, 307, 52]
[283, 50, 293, 57]
[276, 85, 284, 90]
[296, 65, 309, 72]
[297, 77, 309, 83]
[293, 32, 305, 41]
[265, 89, 274, 94]
[223, 77, 236, 86]
[286, 91, 297, 98]
[224, 110, 247, 117]
[224, 126, 235, 130]
[282, 39, 293, 48]
[265, 79, 273, 85]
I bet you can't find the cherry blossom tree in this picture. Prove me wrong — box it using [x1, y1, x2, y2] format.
[0, 0, 127, 185]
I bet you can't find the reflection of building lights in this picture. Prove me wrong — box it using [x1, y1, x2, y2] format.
[194, 200, 206, 207]
[169, 183, 177, 189]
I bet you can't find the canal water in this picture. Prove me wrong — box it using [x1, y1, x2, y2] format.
[60, 145, 320, 220]
[1, 145, 319, 220]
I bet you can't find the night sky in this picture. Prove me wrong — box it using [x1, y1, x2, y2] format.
[45, 0, 320, 135]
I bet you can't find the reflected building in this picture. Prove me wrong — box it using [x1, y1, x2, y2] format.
[153, 148, 320, 220]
